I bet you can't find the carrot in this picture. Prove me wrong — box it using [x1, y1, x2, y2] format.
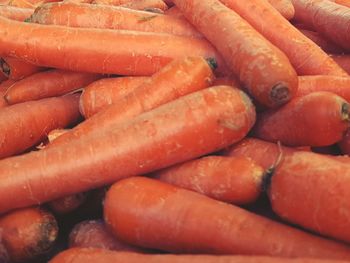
[47, 129, 69, 143]
[265, 0, 295, 20]
[52, 57, 216, 145]
[104, 176, 350, 258]
[80, 77, 149, 118]
[0, 86, 255, 213]
[0, 94, 81, 159]
[0, 17, 227, 76]
[219, 0, 348, 77]
[0, 207, 58, 262]
[332, 55, 350, 75]
[4, 69, 101, 105]
[252, 92, 350, 147]
[0, 5, 33, 21]
[91, 0, 129, 4]
[8, 0, 58, 8]
[49, 193, 88, 215]
[164, 6, 183, 18]
[0, 79, 15, 109]
[30, 3, 202, 38]
[153, 155, 265, 204]
[331, 0, 350, 8]
[339, 129, 350, 155]
[173, 0, 298, 108]
[119, 0, 168, 11]
[0, 232, 9, 263]
[0, 72, 6, 83]
[212, 76, 241, 87]
[0, 57, 45, 80]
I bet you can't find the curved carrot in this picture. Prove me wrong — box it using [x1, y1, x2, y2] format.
[80, 77, 149, 118]
[52, 57, 216, 145]
[0, 17, 227, 76]
[0, 86, 255, 213]
[265, 0, 295, 20]
[332, 55, 350, 75]
[173, 0, 298, 108]
[0, 207, 58, 262]
[104, 176, 350, 258]
[4, 69, 101, 105]
[0, 5, 33, 21]
[219, 0, 348, 77]
[153, 155, 265, 204]
[252, 92, 350, 147]
[0, 57, 45, 80]
[0, 94, 81, 159]
[291, 0, 350, 51]
[49, 193, 88, 215]
[30, 3, 201, 38]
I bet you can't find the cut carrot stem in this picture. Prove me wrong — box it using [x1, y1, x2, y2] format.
[0, 207, 58, 262]
[49, 193, 88, 215]
[219, 0, 348, 77]
[0, 57, 45, 80]
[4, 69, 101, 105]
[252, 92, 350, 147]
[104, 177, 350, 259]
[173, 0, 298, 108]
[0, 5, 33, 21]
[331, 54, 350, 75]
[265, 0, 295, 20]
[80, 77, 149, 118]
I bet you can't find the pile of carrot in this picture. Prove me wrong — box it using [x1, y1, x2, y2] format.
[1, 0, 350, 262]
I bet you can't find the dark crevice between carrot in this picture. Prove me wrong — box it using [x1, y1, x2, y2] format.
[262, 141, 284, 192]
[205, 57, 217, 70]
[0, 59, 10, 77]
[341, 102, 350, 121]
[143, 7, 164, 14]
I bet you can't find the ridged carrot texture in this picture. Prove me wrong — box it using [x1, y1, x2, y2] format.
[53, 56, 216, 145]
[291, 0, 350, 51]
[80, 77, 149, 118]
[0, 5, 33, 21]
[0, 207, 58, 262]
[92, 0, 168, 11]
[219, 0, 348, 77]
[30, 3, 202, 38]
[0, 17, 227, 76]
[173, 0, 298, 108]
[332, 55, 350, 75]
[265, 0, 295, 20]
[153, 155, 265, 204]
[0, 86, 255, 213]
[331, 0, 350, 8]
[104, 177, 350, 259]
[4, 69, 101, 105]
[49, 192, 88, 215]
[252, 92, 350, 147]
[8, 0, 58, 8]
[0, 57, 44, 80]
[0, 94, 81, 159]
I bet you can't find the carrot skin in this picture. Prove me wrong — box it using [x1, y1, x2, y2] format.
[331, 0, 350, 8]
[48, 193, 88, 215]
[265, 0, 295, 20]
[164, 6, 183, 18]
[338, 129, 350, 155]
[0, 5, 33, 21]
[0, 57, 45, 80]
[104, 177, 350, 259]
[0, 232, 9, 263]
[119, 0, 168, 11]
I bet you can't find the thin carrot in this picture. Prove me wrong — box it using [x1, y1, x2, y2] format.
[164, 6, 183, 18]
[0, 57, 45, 80]
[104, 176, 350, 258]
[173, 0, 298, 108]
[0, 5, 33, 21]
[0, 86, 255, 213]
[80, 77, 149, 118]
[49, 193, 88, 215]
[0, 94, 81, 159]
[153, 155, 265, 204]
[219, 0, 348, 76]
[292, 0, 350, 51]
[265, 0, 295, 20]
[52, 57, 216, 145]
[4, 69, 101, 105]
[332, 55, 350, 75]
[0, 17, 227, 76]
[0, 207, 58, 262]
[252, 92, 350, 147]
[30, 3, 201, 38]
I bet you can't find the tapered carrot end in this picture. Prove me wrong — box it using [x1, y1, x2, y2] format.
[270, 82, 291, 106]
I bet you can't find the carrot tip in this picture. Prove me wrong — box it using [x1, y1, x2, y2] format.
[341, 102, 350, 121]
[270, 83, 290, 105]
[205, 58, 218, 70]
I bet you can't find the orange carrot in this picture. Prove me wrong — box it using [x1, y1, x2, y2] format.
[0, 72, 6, 83]
[0, 232, 9, 263]
[253, 92, 350, 146]
[0, 79, 15, 108]
[331, 0, 350, 8]
[104, 176, 350, 258]
[164, 6, 183, 17]
[30, 3, 201, 38]
[0, 5, 33, 21]
[153, 155, 265, 204]
[91, 0, 129, 4]
[47, 129, 69, 142]
[339, 129, 350, 155]
[212, 76, 241, 87]
[265, 0, 295, 20]
[0, 86, 255, 213]
[52, 57, 216, 145]
[219, 0, 348, 77]
[0, 207, 58, 262]
[119, 0, 168, 11]
[49, 193, 88, 215]
[292, 0, 350, 51]
[4, 69, 101, 104]
[173, 0, 298, 108]
[80, 77, 149, 118]
[332, 55, 350, 75]
[0, 94, 81, 159]
[8, 0, 58, 8]
[0, 17, 227, 76]
[0, 57, 45, 80]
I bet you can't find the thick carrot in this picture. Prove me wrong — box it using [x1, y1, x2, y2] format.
[49, 193, 88, 215]
[0, 207, 58, 262]
[104, 176, 350, 258]
[0, 232, 9, 263]
[332, 55, 350, 75]
[0, 94, 81, 159]
[252, 92, 350, 147]
[52, 57, 216, 145]
[30, 3, 202, 38]
[292, 0, 350, 51]
[173, 0, 298, 108]
[0, 86, 255, 213]
[265, 0, 295, 20]
[153, 155, 265, 204]
[0, 17, 227, 76]
[80, 77, 149, 118]
[0, 5, 33, 21]
[119, 0, 168, 11]
[4, 69, 101, 104]
[219, 0, 348, 77]
[0, 57, 44, 80]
